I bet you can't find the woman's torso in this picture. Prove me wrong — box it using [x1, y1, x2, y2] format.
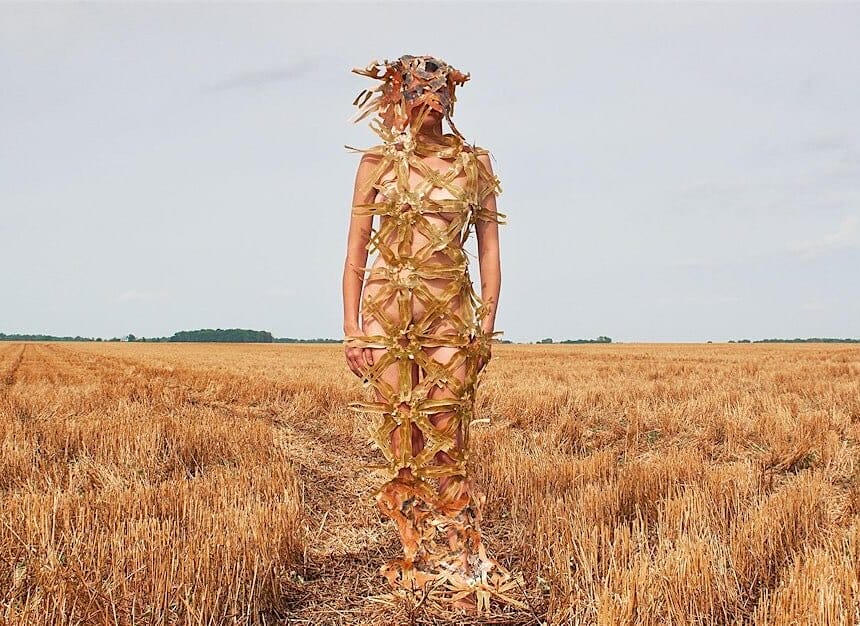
[368, 149, 477, 274]
[360, 143, 481, 334]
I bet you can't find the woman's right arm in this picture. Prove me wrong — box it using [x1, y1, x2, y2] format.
[342, 153, 379, 376]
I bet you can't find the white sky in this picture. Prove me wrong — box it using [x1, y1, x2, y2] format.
[1, 1, 858, 342]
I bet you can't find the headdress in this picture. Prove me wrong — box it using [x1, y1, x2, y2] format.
[348, 54, 471, 141]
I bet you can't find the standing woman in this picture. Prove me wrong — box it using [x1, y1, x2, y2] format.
[341, 54, 525, 615]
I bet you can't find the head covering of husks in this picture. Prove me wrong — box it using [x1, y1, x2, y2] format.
[348, 54, 471, 141]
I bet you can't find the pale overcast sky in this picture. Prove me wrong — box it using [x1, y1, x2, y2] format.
[2, 2, 858, 343]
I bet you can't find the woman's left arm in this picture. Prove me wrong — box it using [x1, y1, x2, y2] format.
[474, 151, 502, 337]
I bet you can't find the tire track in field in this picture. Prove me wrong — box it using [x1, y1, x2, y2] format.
[0, 343, 26, 388]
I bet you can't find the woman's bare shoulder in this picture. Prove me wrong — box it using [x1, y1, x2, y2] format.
[469, 145, 495, 176]
[469, 144, 493, 166]
[354, 151, 385, 181]
[357, 151, 384, 166]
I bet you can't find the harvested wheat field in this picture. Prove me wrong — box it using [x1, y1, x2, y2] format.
[1, 341, 858, 625]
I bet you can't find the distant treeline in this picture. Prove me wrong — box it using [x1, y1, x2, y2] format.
[275, 337, 341, 343]
[170, 329, 273, 343]
[0, 333, 99, 342]
[536, 336, 612, 344]
[0, 329, 339, 343]
[729, 337, 860, 343]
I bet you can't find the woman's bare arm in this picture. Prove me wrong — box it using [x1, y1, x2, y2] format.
[475, 151, 502, 337]
[342, 153, 379, 336]
[343, 153, 380, 377]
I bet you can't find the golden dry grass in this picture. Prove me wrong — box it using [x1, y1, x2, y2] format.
[1, 341, 858, 625]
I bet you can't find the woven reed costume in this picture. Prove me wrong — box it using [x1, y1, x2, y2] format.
[343, 55, 526, 614]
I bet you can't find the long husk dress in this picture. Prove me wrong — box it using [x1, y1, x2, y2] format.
[343, 118, 527, 614]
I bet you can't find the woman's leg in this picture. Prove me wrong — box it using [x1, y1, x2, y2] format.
[360, 287, 436, 574]
[367, 342, 422, 478]
[360, 281, 424, 475]
[423, 345, 469, 499]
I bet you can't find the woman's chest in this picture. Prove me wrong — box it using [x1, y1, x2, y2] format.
[372, 152, 477, 205]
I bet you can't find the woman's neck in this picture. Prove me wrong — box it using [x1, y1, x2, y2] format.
[415, 128, 448, 143]
[413, 118, 444, 138]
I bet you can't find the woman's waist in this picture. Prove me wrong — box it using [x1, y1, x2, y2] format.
[366, 257, 469, 280]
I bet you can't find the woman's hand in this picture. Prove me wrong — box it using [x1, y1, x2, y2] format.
[344, 339, 374, 378]
[477, 345, 491, 373]
[472, 329, 493, 374]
